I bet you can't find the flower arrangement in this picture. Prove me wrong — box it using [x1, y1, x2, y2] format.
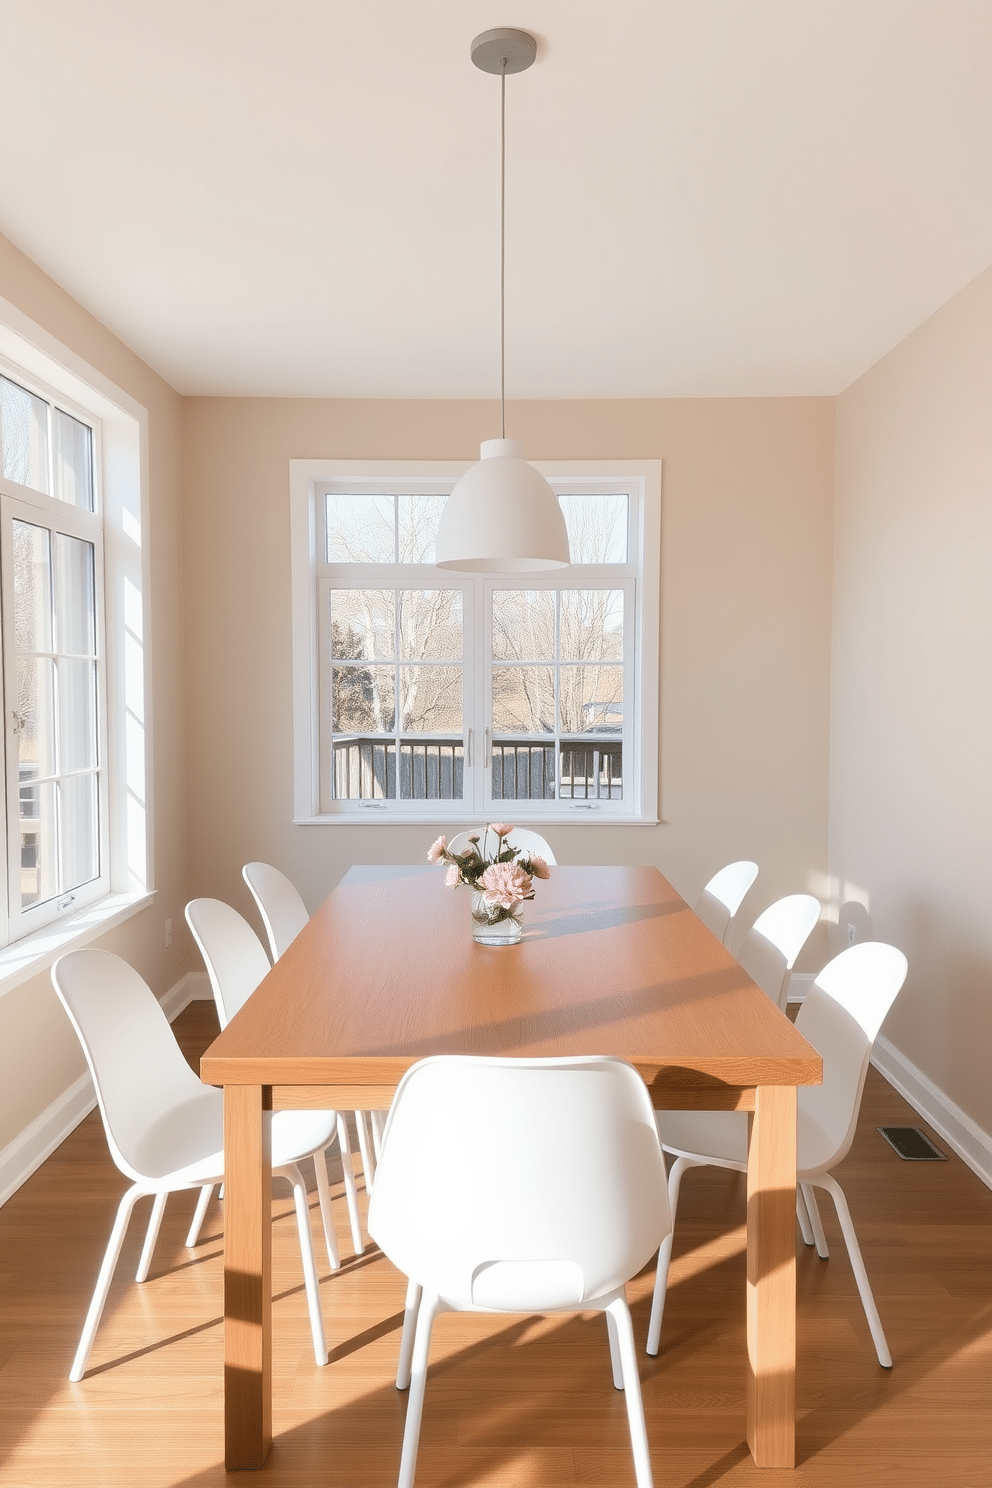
[428, 823, 551, 935]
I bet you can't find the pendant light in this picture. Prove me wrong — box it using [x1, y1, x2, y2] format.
[435, 28, 570, 572]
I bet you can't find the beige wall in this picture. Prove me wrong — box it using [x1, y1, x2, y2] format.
[0, 234, 190, 1151]
[182, 395, 835, 962]
[830, 266, 992, 1134]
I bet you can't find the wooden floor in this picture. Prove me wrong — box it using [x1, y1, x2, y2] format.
[1, 1000, 990, 1488]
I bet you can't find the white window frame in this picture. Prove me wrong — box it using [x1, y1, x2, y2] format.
[0, 301, 152, 992]
[291, 459, 660, 825]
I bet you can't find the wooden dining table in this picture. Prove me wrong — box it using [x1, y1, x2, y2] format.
[200, 863, 821, 1472]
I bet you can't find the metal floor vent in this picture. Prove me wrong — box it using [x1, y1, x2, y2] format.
[878, 1126, 947, 1161]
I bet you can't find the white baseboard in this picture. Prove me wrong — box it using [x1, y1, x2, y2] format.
[0, 969, 211, 1209]
[0, 1071, 97, 1210]
[787, 972, 817, 1004]
[870, 1034, 992, 1191]
[160, 969, 211, 1017]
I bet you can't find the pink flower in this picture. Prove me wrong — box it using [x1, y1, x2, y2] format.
[529, 855, 551, 880]
[444, 864, 462, 888]
[427, 835, 447, 863]
[489, 822, 514, 837]
[480, 860, 533, 909]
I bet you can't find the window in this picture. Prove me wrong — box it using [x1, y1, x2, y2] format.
[292, 460, 660, 823]
[0, 337, 148, 962]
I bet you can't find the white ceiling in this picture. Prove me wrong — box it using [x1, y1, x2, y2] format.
[1, 1, 990, 399]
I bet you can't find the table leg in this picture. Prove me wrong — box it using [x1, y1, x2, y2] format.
[224, 1083, 272, 1469]
[746, 1083, 797, 1468]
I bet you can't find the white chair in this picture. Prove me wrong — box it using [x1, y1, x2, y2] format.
[738, 893, 820, 1012]
[368, 1054, 671, 1488]
[242, 860, 309, 960]
[446, 826, 557, 865]
[51, 949, 338, 1378]
[649, 942, 908, 1367]
[694, 860, 758, 945]
[185, 897, 365, 1257]
[242, 861, 378, 1191]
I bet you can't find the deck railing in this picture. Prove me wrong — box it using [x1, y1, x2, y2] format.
[332, 736, 622, 802]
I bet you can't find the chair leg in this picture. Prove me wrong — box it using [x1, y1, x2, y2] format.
[354, 1110, 375, 1192]
[802, 1182, 830, 1258]
[280, 1162, 328, 1366]
[135, 1191, 168, 1283]
[796, 1185, 815, 1246]
[185, 1184, 215, 1248]
[607, 1294, 655, 1488]
[817, 1174, 891, 1367]
[397, 1289, 441, 1488]
[70, 1184, 144, 1382]
[336, 1113, 365, 1255]
[396, 1276, 422, 1390]
[667, 1154, 698, 1224]
[371, 1109, 385, 1161]
[645, 1230, 674, 1357]
[313, 1150, 342, 1273]
[605, 1309, 625, 1389]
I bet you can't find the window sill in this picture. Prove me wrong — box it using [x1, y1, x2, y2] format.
[294, 813, 658, 827]
[0, 890, 154, 1000]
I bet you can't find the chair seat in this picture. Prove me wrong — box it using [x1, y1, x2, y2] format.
[272, 1110, 340, 1164]
[656, 1110, 747, 1167]
[657, 1107, 850, 1180]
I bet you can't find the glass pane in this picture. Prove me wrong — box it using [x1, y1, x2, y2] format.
[559, 664, 624, 734]
[332, 739, 396, 799]
[55, 533, 96, 655]
[400, 665, 462, 733]
[17, 657, 57, 776]
[329, 589, 394, 660]
[13, 521, 53, 654]
[558, 493, 628, 563]
[331, 664, 395, 732]
[19, 775, 57, 908]
[325, 493, 395, 562]
[59, 659, 98, 772]
[1, 377, 50, 494]
[491, 741, 556, 801]
[398, 495, 446, 563]
[399, 590, 462, 660]
[560, 742, 623, 800]
[492, 665, 555, 734]
[560, 589, 624, 661]
[492, 590, 555, 661]
[399, 740, 464, 800]
[60, 773, 100, 890]
[53, 409, 94, 511]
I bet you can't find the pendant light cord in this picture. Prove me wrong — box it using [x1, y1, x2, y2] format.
[500, 62, 506, 440]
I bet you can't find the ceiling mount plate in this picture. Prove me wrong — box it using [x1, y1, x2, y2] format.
[471, 28, 537, 75]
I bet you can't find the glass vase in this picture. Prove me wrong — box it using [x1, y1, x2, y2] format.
[470, 890, 524, 946]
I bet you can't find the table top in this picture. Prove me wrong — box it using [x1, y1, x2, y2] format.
[200, 865, 821, 1099]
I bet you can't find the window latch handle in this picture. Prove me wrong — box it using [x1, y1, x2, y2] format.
[466, 727, 473, 767]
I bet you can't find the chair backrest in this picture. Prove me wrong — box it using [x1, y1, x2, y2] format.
[695, 860, 759, 944]
[796, 942, 908, 1173]
[446, 827, 557, 866]
[52, 949, 210, 1183]
[737, 893, 820, 1012]
[242, 861, 309, 961]
[185, 897, 271, 1029]
[368, 1055, 669, 1311]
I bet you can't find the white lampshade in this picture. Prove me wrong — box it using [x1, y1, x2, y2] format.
[435, 438, 571, 572]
